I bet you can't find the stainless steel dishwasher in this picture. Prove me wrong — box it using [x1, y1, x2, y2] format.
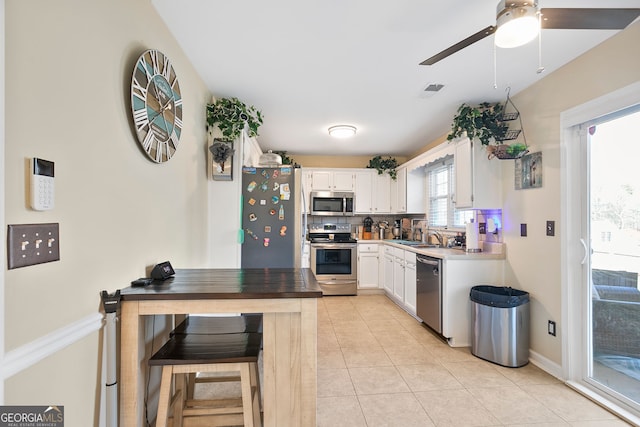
[416, 255, 442, 333]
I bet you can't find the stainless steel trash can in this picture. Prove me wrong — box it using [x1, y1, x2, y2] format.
[470, 285, 529, 367]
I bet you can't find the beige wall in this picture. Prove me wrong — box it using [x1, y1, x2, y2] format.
[4, 0, 210, 423]
[502, 22, 640, 365]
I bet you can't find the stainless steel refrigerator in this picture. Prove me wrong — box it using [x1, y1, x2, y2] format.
[241, 166, 303, 268]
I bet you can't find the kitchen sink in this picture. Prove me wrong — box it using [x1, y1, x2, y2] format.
[389, 240, 441, 248]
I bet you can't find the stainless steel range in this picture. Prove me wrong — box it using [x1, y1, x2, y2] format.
[309, 223, 357, 296]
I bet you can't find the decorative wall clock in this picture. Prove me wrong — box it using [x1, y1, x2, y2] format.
[130, 49, 182, 163]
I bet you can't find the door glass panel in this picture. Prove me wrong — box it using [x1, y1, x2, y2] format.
[589, 109, 640, 404]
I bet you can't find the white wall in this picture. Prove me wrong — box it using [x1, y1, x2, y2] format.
[502, 22, 640, 367]
[3, 0, 210, 424]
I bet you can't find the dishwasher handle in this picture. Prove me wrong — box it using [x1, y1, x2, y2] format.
[416, 255, 439, 266]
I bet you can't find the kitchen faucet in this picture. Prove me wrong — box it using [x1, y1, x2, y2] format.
[429, 230, 444, 247]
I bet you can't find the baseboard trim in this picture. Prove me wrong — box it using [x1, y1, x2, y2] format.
[2, 312, 104, 380]
[528, 349, 564, 380]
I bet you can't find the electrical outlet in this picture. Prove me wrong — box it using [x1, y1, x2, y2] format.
[546, 220, 555, 236]
[520, 223, 527, 237]
[7, 223, 60, 269]
[548, 320, 556, 336]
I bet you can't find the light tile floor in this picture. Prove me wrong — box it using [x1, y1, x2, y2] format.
[317, 294, 631, 427]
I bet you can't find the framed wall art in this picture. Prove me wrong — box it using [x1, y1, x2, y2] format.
[515, 151, 542, 190]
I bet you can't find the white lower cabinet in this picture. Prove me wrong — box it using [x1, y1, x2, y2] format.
[357, 243, 380, 289]
[442, 259, 504, 347]
[403, 252, 417, 315]
[392, 247, 405, 302]
[383, 247, 394, 295]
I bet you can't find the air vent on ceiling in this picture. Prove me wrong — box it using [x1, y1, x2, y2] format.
[424, 83, 444, 93]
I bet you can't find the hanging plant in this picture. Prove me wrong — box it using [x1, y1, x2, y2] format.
[446, 102, 508, 146]
[206, 97, 263, 142]
[367, 156, 398, 180]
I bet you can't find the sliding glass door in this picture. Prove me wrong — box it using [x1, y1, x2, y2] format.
[587, 108, 640, 407]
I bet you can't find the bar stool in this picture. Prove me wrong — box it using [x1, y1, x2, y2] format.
[171, 314, 263, 400]
[150, 327, 263, 427]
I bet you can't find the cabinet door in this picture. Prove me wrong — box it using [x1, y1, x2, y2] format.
[406, 167, 426, 214]
[354, 170, 373, 213]
[454, 137, 473, 208]
[404, 252, 417, 315]
[383, 254, 394, 295]
[393, 255, 404, 301]
[391, 168, 407, 213]
[311, 170, 332, 191]
[358, 252, 379, 288]
[372, 173, 391, 213]
[332, 171, 355, 191]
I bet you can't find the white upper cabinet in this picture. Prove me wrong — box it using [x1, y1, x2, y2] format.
[391, 167, 407, 213]
[310, 169, 355, 191]
[454, 138, 502, 209]
[354, 170, 391, 214]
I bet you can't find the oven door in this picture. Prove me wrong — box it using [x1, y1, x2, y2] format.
[310, 243, 357, 294]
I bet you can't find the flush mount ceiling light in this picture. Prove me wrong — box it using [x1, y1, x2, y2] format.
[328, 125, 357, 138]
[494, 1, 539, 48]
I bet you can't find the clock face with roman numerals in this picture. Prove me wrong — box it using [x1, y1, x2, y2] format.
[130, 49, 182, 163]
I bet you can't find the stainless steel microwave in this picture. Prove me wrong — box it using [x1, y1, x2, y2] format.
[310, 191, 355, 216]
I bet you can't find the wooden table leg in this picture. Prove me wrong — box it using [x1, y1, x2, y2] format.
[120, 301, 144, 426]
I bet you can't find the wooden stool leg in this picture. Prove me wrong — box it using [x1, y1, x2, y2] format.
[239, 364, 255, 427]
[155, 366, 173, 427]
[173, 374, 186, 427]
[250, 362, 262, 426]
[186, 373, 196, 400]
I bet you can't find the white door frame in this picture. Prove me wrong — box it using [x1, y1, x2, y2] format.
[1, 0, 6, 404]
[560, 80, 640, 424]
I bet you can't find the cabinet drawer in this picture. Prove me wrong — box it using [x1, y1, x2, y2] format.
[358, 243, 378, 253]
[392, 247, 405, 258]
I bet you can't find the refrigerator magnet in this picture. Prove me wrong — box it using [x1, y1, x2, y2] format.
[272, 170, 279, 178]
[273, 182, 280, 191]
[248, 213, 257, 221]
[278, 205, 284, 220]
[245, 229, 258, 240]
[280, 226, 287, 236]
[269, 209, 276, 216]
[280, 183, 291, 200]
[264, 226, 271, 233]
[261, 170, 269, 178]
[247, 181, 257, 192]
[263, 238, 270, 247]
[260, 199, 267, 205]
[271, 196, 279, 204]
[260, 181, 268, 191]
[248, 198, 256, 206]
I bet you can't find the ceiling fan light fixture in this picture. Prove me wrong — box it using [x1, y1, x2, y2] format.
[328, 125, 357, 138]
[495, 1, 539, 48]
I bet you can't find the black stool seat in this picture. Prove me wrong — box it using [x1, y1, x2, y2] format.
[150, 332, 262, 366]
[172, 313, 263, 336]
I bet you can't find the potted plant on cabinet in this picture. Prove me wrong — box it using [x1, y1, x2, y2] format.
[206, 97, 263, 179]
[367, 155, 398, 180]
[446, 101, 529, 160]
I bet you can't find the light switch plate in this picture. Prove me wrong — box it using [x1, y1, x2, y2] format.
[520, 224, 527, 237]
[546, 220, 555, 236]
[7, 223, 60, 269]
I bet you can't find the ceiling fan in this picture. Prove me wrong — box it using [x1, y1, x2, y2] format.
[420, 1, 640, 66]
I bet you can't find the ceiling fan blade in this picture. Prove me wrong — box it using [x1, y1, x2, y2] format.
[540, 8, 640, 30]
[420, 25, 496, 66]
